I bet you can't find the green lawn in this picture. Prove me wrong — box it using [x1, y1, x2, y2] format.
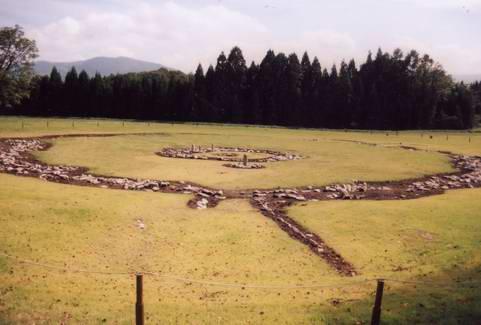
[288, 189, 481, 324]
[1, 116, 481, 324]
[0, 117, 457, 190]
[0, 173, 347, 324]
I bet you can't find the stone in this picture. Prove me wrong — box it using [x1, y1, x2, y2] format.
[196, 198, 209, 209]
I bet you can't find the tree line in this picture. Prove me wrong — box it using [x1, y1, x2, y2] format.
[24, 67, 191, 121]
[472, 81, 481, 117]
[9, 45, 481, 130]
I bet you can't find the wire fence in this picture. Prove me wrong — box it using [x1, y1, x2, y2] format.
[2, 251, 480, 325]
[1, 252, 479, 290]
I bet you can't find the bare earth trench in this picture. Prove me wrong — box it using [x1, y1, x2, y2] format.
[1, 133, 481, 277]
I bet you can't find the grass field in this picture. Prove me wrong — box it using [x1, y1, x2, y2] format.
[0, 116, 466, 190]
[288, 189, 481, 323]
[0, 173, 346, 324]
[1, 116, 481, 324]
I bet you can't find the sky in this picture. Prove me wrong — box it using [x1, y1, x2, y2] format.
[1, 0, 480, 75]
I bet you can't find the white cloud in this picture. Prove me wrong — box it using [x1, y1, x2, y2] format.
[17, 0, 481, 74]
[28, 1, 272, 72]
[280, 30, 358, 66]
[390, 37, 481, 75]
[27, 1, 362, 72]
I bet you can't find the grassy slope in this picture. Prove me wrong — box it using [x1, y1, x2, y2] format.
[288, 189, 481, 323]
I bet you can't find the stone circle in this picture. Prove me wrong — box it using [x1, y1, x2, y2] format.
[156, 145, 303, 169]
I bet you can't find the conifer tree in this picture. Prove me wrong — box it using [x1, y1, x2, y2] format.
[193, 63, 205, 121]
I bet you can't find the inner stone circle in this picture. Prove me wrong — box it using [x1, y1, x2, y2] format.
[156, 145, 303, 169]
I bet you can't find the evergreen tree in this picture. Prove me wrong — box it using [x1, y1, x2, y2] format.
[309, 57, 322, 127]
[15, 47, 475, 131]
[77, 70, 90, 117]
[193, 63, 205, 121]
[64, 67, 79, 116]
[204, 65, 216, 122]
[258, 50, 277, 125]
[245, 61, 260, 124]
[272, 52, 289, 125]
[48, 67, 63, 115]
[286, 53, 302, 125]
[300, 52, 313, 126]
[89, 72, 105, 117]
[226, 46, 247, 122]
[214, 52, 228, 121]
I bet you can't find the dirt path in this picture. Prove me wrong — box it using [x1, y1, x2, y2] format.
[1, 133, 480, 276]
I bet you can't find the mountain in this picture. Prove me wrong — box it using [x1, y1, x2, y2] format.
[33, 56, 169, 77]
[454, 74, 481, 84]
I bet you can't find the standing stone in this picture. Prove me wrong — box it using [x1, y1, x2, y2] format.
[243, 154, 248, 166]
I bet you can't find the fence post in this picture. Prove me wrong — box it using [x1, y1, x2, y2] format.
[136, 273, 144, 325]
[371, 279, 384, 325]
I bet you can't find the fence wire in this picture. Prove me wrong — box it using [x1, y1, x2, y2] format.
[1, 252, 480, 290]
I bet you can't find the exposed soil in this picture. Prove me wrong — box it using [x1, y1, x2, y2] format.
[1, 133, 480, 277]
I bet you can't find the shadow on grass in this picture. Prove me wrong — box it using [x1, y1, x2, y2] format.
[314, 265, 481, 324]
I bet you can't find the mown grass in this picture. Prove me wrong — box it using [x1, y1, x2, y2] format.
[1, 116, 481, 323]
[39, 134, 453, 190]
[288, 189, 481, 324]
[0, 116, 459, 190]
[0, 173, 350, 324]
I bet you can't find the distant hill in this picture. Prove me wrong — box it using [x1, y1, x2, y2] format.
[454, 74, 481, 84]
[34, 56, 170, 77]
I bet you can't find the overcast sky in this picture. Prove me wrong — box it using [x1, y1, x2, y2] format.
[2, 0, 480, 74]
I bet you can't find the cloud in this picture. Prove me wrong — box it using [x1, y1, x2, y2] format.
[388, 37, 481, 75]
[27, 1, 362, 72]
[28, 1, 272, 72]
[279, 30, 358, 66]
[19, 0, 481, 74]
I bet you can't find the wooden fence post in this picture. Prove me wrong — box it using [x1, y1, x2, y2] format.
[371, 279, 385, 325]
[136, 273, 144, 325]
